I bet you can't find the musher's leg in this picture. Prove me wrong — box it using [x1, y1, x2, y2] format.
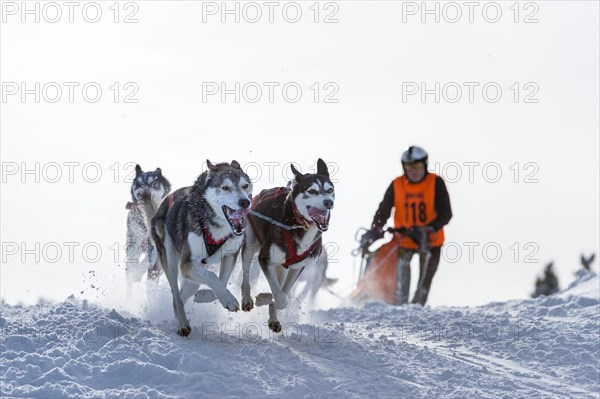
[395, 248, 415, 305]
[411, 247, 442, 305]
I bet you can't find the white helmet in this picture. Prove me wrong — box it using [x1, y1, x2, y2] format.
[401, 145, 428, 166]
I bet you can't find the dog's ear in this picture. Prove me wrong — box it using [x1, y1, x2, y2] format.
[316, 158, 329, 177]
[135, 164, 142, 176]
[290, 163, 302, 179]
[231, 160, 241, 169]
[155, 167, 162, 175]
[207, 159, 216, 171]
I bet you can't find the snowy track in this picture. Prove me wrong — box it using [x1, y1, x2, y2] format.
[2, 272, 599, 398]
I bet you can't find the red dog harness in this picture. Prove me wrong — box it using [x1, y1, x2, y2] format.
[249, 188, 320, 269]
[281, 230, 321, 268]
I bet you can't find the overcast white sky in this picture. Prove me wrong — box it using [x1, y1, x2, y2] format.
[1, 1, 598, 309]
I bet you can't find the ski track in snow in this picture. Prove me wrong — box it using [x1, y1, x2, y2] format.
[1, 271, 599, 398]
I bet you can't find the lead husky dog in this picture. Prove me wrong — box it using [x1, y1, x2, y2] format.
[140, 160, 252, 336]
[125, 165, 171, 289]
[241, 159, 334, 332]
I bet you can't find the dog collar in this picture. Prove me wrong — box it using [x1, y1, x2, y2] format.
[126, 201, 138, 210]
[291, 202, 311, 231]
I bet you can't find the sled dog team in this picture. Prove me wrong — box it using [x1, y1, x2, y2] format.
[125, 160, 334, 336]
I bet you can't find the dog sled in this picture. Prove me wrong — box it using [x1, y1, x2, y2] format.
[350, 227, 432, 305]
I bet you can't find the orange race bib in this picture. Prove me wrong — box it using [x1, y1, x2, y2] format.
[393, 173, 445, 249]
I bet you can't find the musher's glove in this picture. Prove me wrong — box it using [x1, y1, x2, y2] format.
[394, 227, 408, 235]
[360, 228, 384, 252]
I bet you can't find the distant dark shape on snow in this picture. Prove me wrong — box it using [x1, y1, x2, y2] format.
[580, 253, 596, 271]
[532, 262, 560, 298]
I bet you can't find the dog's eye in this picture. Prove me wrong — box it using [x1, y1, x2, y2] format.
[221, 186, 230, 191]
[241, 184, 249, 190]
[308, 189, 318, 195]
[326, 188, 334, 194]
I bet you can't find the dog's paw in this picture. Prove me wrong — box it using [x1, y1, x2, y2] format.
[268, 320, 282, 333]
[219, 291, 239, 312]
[241, 297, 254, 312]
[177, 325, 192, 337]
[194, 289, 217, 303]
[223, 300, 239, 312]
[255, 293, 274, 307]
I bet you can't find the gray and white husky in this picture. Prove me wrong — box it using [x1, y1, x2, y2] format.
[140, 160, 252, 336]
[241, 159, 334, 332]
[125, 164, 171, 289]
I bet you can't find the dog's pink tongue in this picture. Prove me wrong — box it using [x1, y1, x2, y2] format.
[230, 209, 249, 232]
[308, 207, 329, 224]
[230, 208, 249, 219]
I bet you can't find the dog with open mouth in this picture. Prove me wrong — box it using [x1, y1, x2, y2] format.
[240, 159, 334, 332]
[139, 160, 252, 336]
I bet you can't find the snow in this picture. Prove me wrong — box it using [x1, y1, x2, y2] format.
[1, 271, 599, 398]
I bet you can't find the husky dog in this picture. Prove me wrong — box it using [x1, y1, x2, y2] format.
[241, 159, 334, 332]
[125, 165, 171, 288]
[141, 160, 252, 336]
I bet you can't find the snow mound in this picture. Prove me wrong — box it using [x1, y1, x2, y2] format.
[2, 273, 599, 398]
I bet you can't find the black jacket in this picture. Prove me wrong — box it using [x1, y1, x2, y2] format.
[371, 174, 452, 232]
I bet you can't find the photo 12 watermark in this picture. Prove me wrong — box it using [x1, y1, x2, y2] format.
[1, 160, 341, 185]
[1, 1, 140, 23]
[0, 240, 342, 266]
[197, 160, 340, 184]
[0, 316, 344, 345]
[440, 241, 540, 264]
[201, 82, 340, 104]
[2, 161, 137, 184]
[400, 1, 539, 24]
[429, 161, 540, 184]
[1, 82, 140, 104]
[396, 318, 541, 345]
[401, 82, 540, 104]
[200, 1, 340, 24]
